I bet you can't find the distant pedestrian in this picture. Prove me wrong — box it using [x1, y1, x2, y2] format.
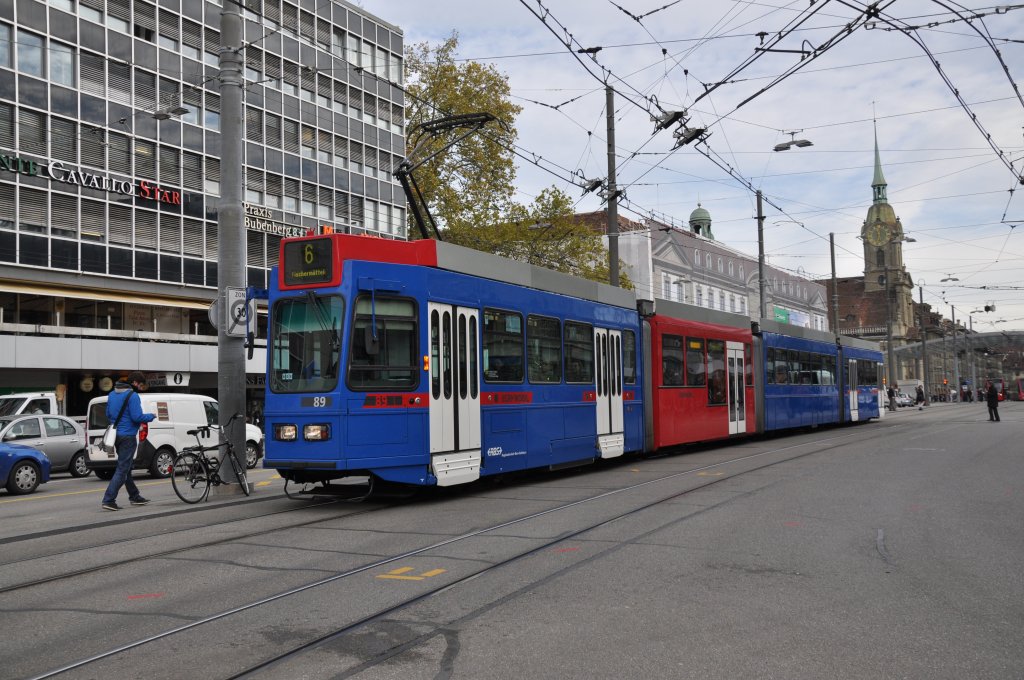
[887, 386, 897, 412]
[986, 381, 1001, 423]
[916, 385, 925, 410]
[101, 371, 156, 510]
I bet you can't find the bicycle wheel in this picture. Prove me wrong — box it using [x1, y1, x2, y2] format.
[227, 448, 251, 497]
[171, 450, 210, 504]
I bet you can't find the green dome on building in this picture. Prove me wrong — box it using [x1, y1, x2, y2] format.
[689, 203, 714, 240]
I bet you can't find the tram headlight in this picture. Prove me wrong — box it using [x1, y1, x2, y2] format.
[274, 424, 298, 441]
[303, 424, 331, 441]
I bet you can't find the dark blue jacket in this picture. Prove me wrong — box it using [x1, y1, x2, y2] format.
[105, 383, 155, 436]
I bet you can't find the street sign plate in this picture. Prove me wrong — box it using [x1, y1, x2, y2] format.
[225, 288, 256, 338]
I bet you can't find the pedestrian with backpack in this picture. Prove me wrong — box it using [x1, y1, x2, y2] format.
[101, 372, 156, 510]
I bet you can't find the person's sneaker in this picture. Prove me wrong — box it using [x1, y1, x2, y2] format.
[129, 496, 150, 506]
[102, 502, 122, 511]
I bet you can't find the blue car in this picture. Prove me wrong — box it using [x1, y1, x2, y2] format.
[1, 442, 51, 495]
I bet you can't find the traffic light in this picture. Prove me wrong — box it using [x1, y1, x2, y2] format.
[984, 304, 995, 312]
[943, 378, 948, 385]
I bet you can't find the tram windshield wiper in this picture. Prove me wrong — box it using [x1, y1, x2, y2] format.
[306, 291, 340, 351]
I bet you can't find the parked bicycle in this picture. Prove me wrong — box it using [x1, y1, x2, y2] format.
[171, 412, 251, 504]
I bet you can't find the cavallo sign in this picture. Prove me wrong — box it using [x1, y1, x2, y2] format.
[0, 153, 181, 206]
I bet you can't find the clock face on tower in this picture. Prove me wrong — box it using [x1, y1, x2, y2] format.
[866, 222, 890, 247]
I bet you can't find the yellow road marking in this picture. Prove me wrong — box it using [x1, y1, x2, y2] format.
[696, 471, 725, 477]
[377, 567, 446, 581]
[0, 472, 281, 504]
[0, 480, 167, 504]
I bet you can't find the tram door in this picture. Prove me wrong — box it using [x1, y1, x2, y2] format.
[727, 342, 746, 435]
[594, 328, 624, 458]
[428, 303, 481, 486]
[847, 358, 860, 421]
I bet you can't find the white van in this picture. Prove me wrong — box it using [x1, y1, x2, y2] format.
[85, 393, 263, 479]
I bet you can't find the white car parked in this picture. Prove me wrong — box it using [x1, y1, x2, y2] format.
[85, 393, 263, 478]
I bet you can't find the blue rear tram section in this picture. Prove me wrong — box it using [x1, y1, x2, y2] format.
[754, 319, 883, 432]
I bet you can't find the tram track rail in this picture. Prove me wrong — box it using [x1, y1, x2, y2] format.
[0, 496, 386, 595]
[28, 427, 878, 680]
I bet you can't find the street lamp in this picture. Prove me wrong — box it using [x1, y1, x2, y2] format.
[773, 130, 814, 151]
[151, 105, 190, 120]
[918, 282, 930, 405]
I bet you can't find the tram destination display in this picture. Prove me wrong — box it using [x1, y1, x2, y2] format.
[282, 237, 334, 286]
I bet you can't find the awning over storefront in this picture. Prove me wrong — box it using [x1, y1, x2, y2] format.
[0, 280, 210, 310]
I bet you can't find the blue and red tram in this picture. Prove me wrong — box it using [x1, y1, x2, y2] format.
[262, 232, 882, 492]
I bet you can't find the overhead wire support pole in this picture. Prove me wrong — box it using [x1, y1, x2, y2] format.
[952, 306, 960, 400]
[920, 286, 930, 404]
[606, 86, 619, 287]
[216, 0, 246, 484]
[830, 233, 839, 336]
[757, 190, 766, 320]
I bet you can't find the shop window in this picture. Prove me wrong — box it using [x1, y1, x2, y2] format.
[17, 30, 44, 77]
[50, 42, 75, 86]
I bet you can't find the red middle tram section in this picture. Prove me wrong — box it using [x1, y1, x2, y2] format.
[647, 313, 755, 449]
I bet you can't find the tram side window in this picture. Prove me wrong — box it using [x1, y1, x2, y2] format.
[707, 339, 726, 404]
[483, 309, 524, 383]
[766, 347, 775, 384]
[623, 330, 637, 385]
[795, 351, 818, 385]
[527, 315, 561, 384]
[348, 296, 418, 390]
[774, 348, 790, 384]
[662, 334, 684, 387]
[271, 295, 344, 393]
[857, 359, 878, 386]
[822, 355, 836, 385]
[564, 321, 594, 384]
[685, 337, 706, 387]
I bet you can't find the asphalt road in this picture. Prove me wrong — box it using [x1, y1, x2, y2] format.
[1, 401, 1021, 679]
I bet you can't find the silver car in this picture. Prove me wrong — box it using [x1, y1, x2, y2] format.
[0, 415, 91, 477]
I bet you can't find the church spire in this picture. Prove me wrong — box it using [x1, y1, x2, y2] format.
[871, 121, 888, 204]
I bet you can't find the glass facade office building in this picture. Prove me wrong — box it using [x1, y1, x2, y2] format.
[0, 0, 406, 415]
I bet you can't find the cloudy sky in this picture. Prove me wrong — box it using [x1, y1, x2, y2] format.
[356, 1, 1024, 332]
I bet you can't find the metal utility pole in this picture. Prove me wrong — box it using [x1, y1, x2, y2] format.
[830, 233, 838, 335]
[969, 315, 978, 400]
[216, 0, 246, 483]
[885, 268, 895, 387]
[919, 286, 929, 404]
[757, 190, 766, 320]
[605, 86, 619, 287]
[951, 306, 960, 401]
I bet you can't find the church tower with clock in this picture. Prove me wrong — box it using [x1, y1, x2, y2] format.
[861, 124, 914, 339]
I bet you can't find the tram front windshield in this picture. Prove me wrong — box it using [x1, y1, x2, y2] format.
[271, 294, 343, 393]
